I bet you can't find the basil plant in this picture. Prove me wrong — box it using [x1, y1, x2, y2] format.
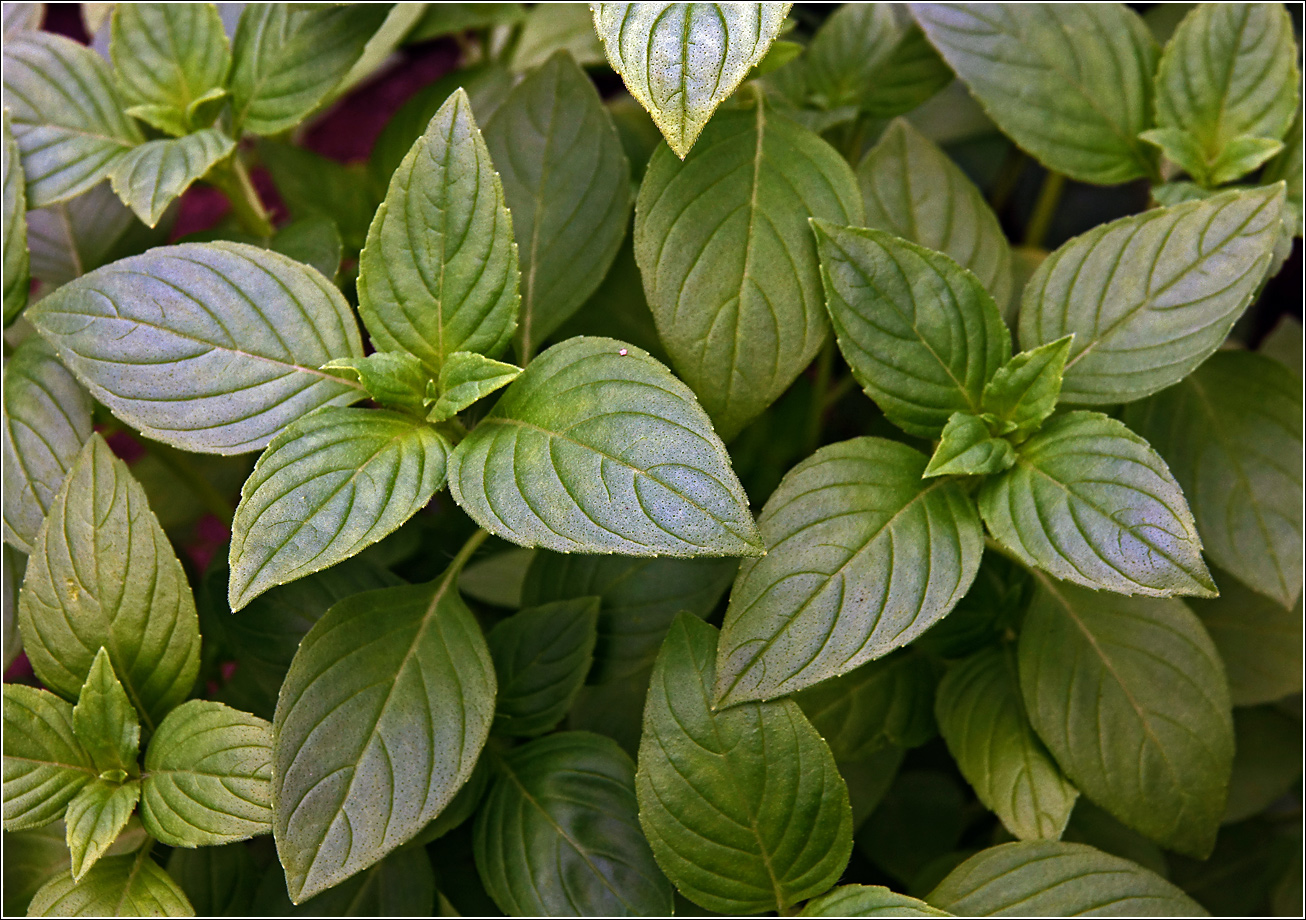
[2, 2, 1302, 917]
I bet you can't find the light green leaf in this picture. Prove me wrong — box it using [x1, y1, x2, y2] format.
[28, 242, 366, 455]
[912, 3, 1158, 185]
[166, 843, 259, 917]
[1149, 178, 1221, 208]
[592, 2, 792, 157]
[64, 779, 138, 881]
[926, 841, 1206, 916]
[1153, 4, 1299, 172]
[448, 336, 762, 557]
[1143, 127, 1284, 188]
[1208, 134, 1286, 186]
[140, 700, 272, 848]
[980, 336, 1073, 438]
[858, 119, 1013, 312]
[228, 407, 448, 610]
[24, 181, 166, 289]
[358, 89, 520, 375]
[637, 103, 863, 440]
[1019, 580, 1233, 858]
[815, 223, 1010, 439]
[487, 598, 599, 736]
[2, 337, 93, 554]
[795, 651, 938, 762]
[28, 850, 194, 917]
[1223, 706, 1303, 824]
[638, 615, 852, 914]
[3, 685, 95, 831]
[746, 39, 803, 81]
[108, 128, 234, 227]
[936, 646, 1078, 841]
[484, 51, 630, 361]
[72, 649, 139, 776]
[474, 731, 671, 916]
[923, 413, 1016, 479]
[110, 3, 230, 136]
[228, 3, 389, 136]
[1188, 571, 1302, 706]
[1139, 126, 1215, 184]
[2, 110, 28, 326]
[320, 352, 429, 416]
[427, 352, 521, 422]
[510, 1, 604, 71]
[332, 3, 430, 100]
[718, 437, 983, 704]
[272, 565, 496, 903]
[17, 436, 201, 730]
[408, 3, 524, 42]
[2, 32, 143, 207]
[1122, 350, 1302, 609]
[1018, 185, 1284, 404]
[979, 411, 1215, 597]
[521, 551, 737, 683]
[1262, 101, 1303, 236]
[801, 885, 952, 917]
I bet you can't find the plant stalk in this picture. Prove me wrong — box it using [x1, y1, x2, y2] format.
[1023, 170, 1066, 250]
[209, 154, 274, 238]
[448, 528, 490, 575]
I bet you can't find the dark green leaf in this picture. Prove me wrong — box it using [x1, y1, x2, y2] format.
[637, 103, 862, 440]
[1188, 573, 1302, 706]
[166, 843, 259, 917]
[64, 779, 138, 881]
[458, 547, 532, 609]
[108, 128, 235, 227]
[484, 51, 630, 360]
[257, 141, 377, 252]
[1061, 799, 1170, 880]
[857, 770, 966, 885]
[923, 413, 1016, 478]
[3, 822, 72, 915]
[254, 845, 435, 917]
[269, 217, 342, 281]
[2, 110, 28, 325]
[272, 565, 495, 902]
[488, 597, 599, 736]
[1018, 185, 1285, 405]
[25, 181, 168, 289]
[510, 2, 605, 72]
[28, 242, 366, 455]
[716, 437, 983, 704]
[980, 336, 1073, 438]
[979, 412, 1216, 597]
[637, 615, 852, 914]
[801, 884, 951, 917]
[28, 850, 194, 917]
[17, 436, 201, 729]
[814, 223, 1010, 439]
[320, 352, 429, 417]
[72, 648, 139, 776]
[1019, 580, 1233, 857]
[427, 351, 522, 423]
[408, 3, 525, 42]
[3, 685, 95, 831]
[1223, 706, 1302, 824]
[1262, 101, 1303, 236]
[448, 336, 763, 557]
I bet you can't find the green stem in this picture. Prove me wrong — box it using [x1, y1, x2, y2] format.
[988, 146, 1026, 213]
[208, 154, 274, 237]
[1023, 170, 1066, 249]
[822, 374, 858, 411]
[842, 114, 870, 165]
[804, 337, 836, 455]
[448, 528, 490, 576]
[146, 441, 236, 525]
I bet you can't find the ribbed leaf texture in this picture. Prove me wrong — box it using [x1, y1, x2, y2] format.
[801, 884, 951, 917]
[107, 129, 235, 227]
[72, 648, 139, 775]
[2, 110, 28, 324]
[487, 597, 599, 736]
[1189, 574, 1303, 706]
[65, 780, 139, 881]
[109, 3, 230, 132]
[2, 685, 95, 830]
[27, 851, 194, 917]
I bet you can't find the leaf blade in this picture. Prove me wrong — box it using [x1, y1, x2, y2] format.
[3, 109, 29, 325]
[107, 129, 235, 228]
[3, 685, 96, 831]
[487, 597, 598, 736]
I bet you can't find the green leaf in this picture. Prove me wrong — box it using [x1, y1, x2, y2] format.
[408, 758, 490, 848]
[331, 4, 430, 101]
[483, 51, 630, 361]
[592, 2, 792, 158]
[856, 770, 966, 884]
[2, 32, 143, 207]
[270, 217, 343, 281]
[795, 651, 938, 762]
[25, 181, 167, 289]
[814, 223, 1010, 439]
[2, 337, 93, 554]
[72, 649, 139, 776]
[1223, 706, 1303, 824]
[448, 336, 762, 557]
[408, 3, 524, 42]
[166, 843, 259, 917]
[426, 351, 522, 423]
[1143, 127, 1285, 189]
[107, 128, 235, 227]
[28, 850, 194, 917]
[980, 336, 1073, 438]
[925, 841, 1205, 916]
[637, 615, 852, 914]
[717, 436, 983, 705]
[1122, 350, 1302, 609]
[636, 102, 863, 441]
[272, 565, 496, 903]
[458, 547, 533, 609]
[257, 141, 377, 252]
[801, 885, 952, 917]
[253, 845, 435, 917]
[3, 685, 95, 831]
[357, 89, 520, 375]
[1207, 134, 1286, 186]
[17, 436, 201, 729]
[110, 3, 230, 136]
[1061, 799, 1169, 880]
[228, 3, 389, 136]
[2, 110, 29, 326]
[27, 242, 366, 455]
[64, 779, 139, 881]
[935, 646, 1078, 841]
[1139, 126, 1216, 184]
[320, 352, 429, 416]
[1018, 580, 1233, 857]
[488, 598, 598, 736]
[979, 411, 1215, 597]
[1018, 185, 1285, 405]
[474, 731, 671, 915]
[858, 118, 1013, 312]
[510, 1, 605, 72]
[1188, 572, 1302, 706]
[140, 700, 273, 848]
[1262, 101, 1303, 236]
[912, 3, 1158, 185]
[806, 6, 951, 117]
[3, 822, 73, 916]
[923, 413, 1016, 478]
[1153, 4, 1299, 173]
[521, 551, 737, 683]
[228, 407, 448, 610]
